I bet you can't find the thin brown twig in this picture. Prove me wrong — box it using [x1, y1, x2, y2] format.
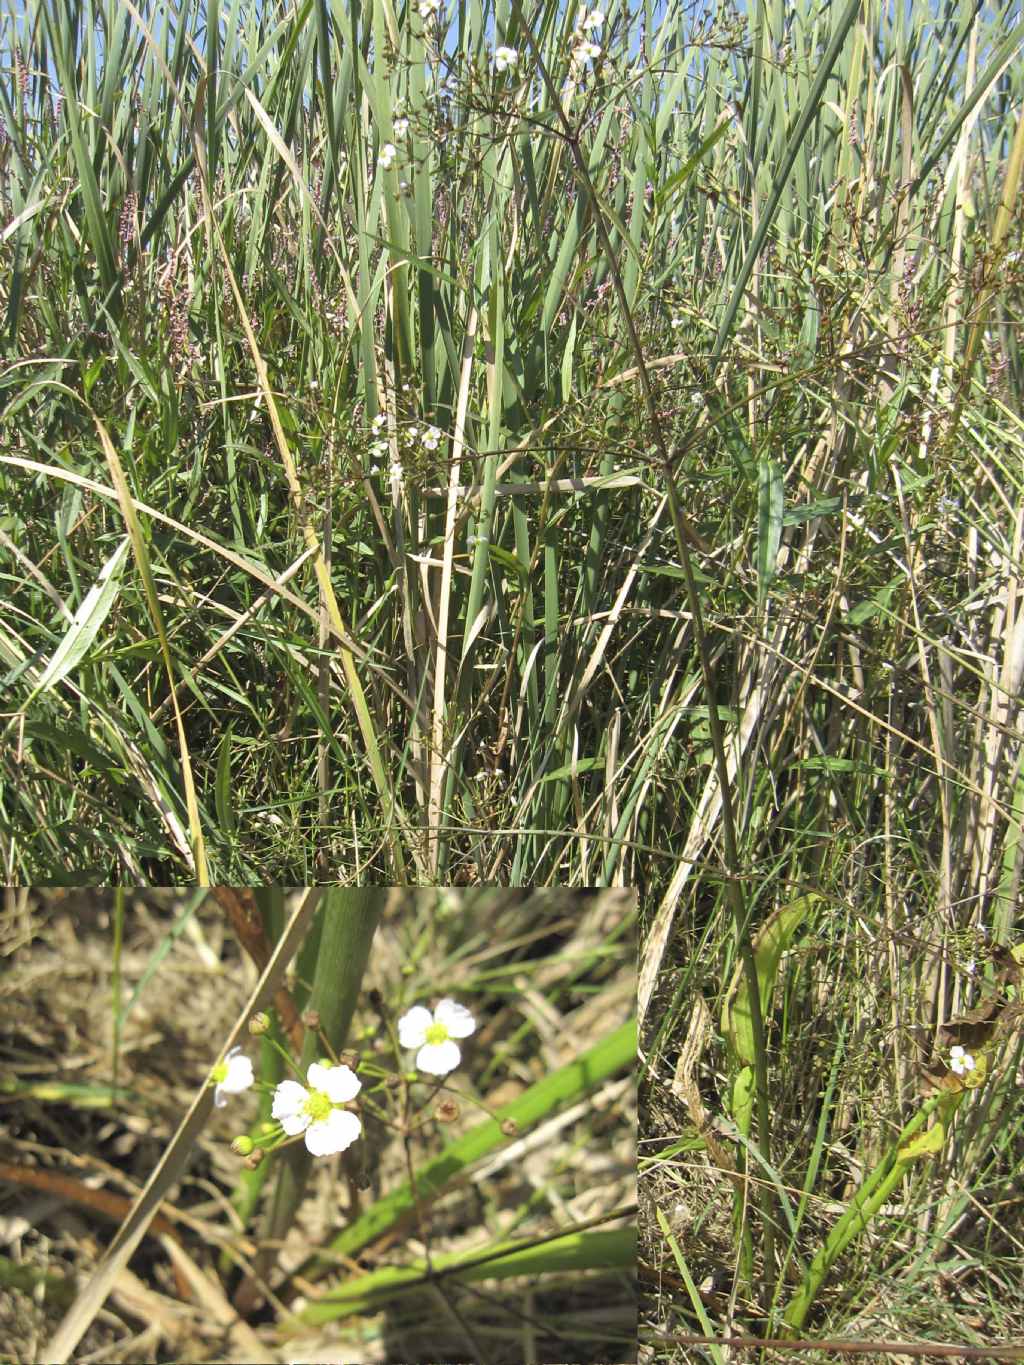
[0, 1159, 192, 1300]
[0, 1159, 180, 1241]
[645, 1334, 1024, 1360]
[208, 888, 305, 1052]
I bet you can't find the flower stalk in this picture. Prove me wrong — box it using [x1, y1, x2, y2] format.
[235, 891, 384, 1311]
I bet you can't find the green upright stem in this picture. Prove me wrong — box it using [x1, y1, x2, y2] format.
[779, 1093, 947, 1332]
[264, 890, 384, 1248]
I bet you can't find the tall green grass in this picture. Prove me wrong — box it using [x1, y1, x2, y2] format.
[3, 0, 1024, 893]
[3, 0, 724, 883]
[621, 3, 1024, 1350]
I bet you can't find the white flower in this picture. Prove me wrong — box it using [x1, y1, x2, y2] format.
[421, 425, 442, 451]
[211, 1047, 254, 1107]
[419, 0, 440, 16]
[494, 46, 519, 72]
[372, 413, 387, 433]
[271, 1062, 362, 1156]
[394, 116, 409, 138]
[398, 998, 476, 1075]
[573, 39, 601, 63]
[949, 1045, 976, 1076]
[378, 142, 397, 170]
[582, 9, 604, 29]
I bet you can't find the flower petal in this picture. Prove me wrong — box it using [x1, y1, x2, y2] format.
[305, 1109, 362, 1156]
[435, 998, 475, 1039]
[305, 1063, 331, 1092]
[224, 1053, 254, 1091]
[272, 1080, 309, 1134]
[416, 1039, 461, 1075]
[398, 1005, 433, 1049]
[318, 1064, 361, 1104]
[272, 1079, 306, 1112]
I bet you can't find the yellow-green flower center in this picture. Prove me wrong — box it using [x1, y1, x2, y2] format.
[304, 1089, 333, 1123]
[212, 1060, 228, 1083]
[425, 1021, 449, 1045]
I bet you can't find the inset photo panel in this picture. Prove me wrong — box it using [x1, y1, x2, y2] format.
[1, 887, 637, 1365]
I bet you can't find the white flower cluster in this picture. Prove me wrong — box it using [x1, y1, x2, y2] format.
[493, 45, 518, 72]
[210, 999, 476, 1161]
[572, 7, 603, 66]
[378, 142, 397, 171]
[367, 414, 445, 475]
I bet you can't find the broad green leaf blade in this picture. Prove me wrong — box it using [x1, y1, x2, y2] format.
[722, 896, 817, 1067]
[30, 536, 131, 699]
[756, 457, 783, 611]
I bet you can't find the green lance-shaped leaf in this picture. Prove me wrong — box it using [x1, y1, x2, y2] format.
[286, 1226, 635, 1328]
[22, 536, 130, 709]
[756, 457, 783, 613]
[721, 895, 816, 1067]
[780, 1091, 956, 1332]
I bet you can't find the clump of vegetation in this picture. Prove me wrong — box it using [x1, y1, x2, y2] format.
[3, 0, 1024, 1355]
[4, 1, 1017, 897]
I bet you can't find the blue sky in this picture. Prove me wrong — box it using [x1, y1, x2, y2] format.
[5, 0, 1020, 113]
[6, 0, 684, 82]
